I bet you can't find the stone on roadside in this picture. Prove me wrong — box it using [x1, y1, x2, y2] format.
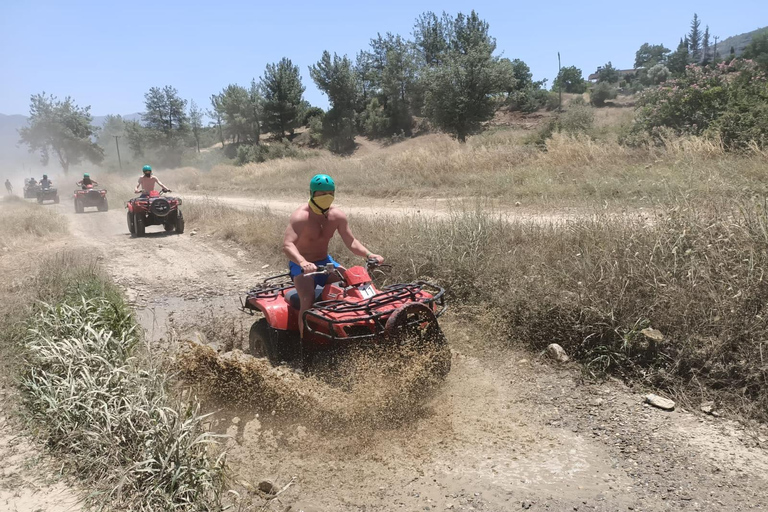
[644, 394, 675, 411]
[258, 480, 276, 494]
[546, 343, 569, 363]
[640, 327, 664, 343]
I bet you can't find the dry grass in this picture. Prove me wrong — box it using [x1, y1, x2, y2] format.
[171, 131, 768, 207]
[183, 199, 768, 421]
[0, 197, 68, 250]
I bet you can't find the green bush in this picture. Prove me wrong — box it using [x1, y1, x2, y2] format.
[545, 91, 561, 111]
[590, 82, 618, 107]
[302, 106, 325, 126]
[630, 59, 768, 149]
[559, 104, 595, 134]
[507, 86, 548, 113]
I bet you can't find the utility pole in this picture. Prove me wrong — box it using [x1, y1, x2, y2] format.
[713, 36, 720, 62]
[557, 52, 562, 113]
[113, 135, 123, 171]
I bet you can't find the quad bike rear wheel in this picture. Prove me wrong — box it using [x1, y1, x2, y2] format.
[385, 302, 451, 379]
[75, 199, 84, 213]
[175, 211, 185, 234]
[97, 198, 108, 212]
[54, 195, 59, 204]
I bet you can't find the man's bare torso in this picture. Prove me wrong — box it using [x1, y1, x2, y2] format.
[291, 205, 342, 261]
[137, 175, 159, 192]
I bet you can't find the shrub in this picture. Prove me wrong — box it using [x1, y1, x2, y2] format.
[507, 87, 548, 113]
[545, 91, 561, 111]
[590, 82, 618, 107]
[646, 63, 671, 85]
[559, 104, 595, 134]
[302, 106, 325, 126]
[630, 59, 768, 149]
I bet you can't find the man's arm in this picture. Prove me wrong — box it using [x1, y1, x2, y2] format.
[154, 177, 169, 190]
[283, 212, 317, 273]
[337, 211, 383, 262]
[134, 177, 142, 193]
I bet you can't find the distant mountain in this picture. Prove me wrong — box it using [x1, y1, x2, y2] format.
[0, 113, 142, 167]
[705, 26, 767, 60]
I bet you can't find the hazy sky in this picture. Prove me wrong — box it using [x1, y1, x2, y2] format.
[1, 0, 765, 117]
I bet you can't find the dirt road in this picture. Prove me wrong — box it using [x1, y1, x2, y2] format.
[5, 195, 768, 511]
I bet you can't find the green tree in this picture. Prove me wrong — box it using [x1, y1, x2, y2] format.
[96, 114, 126, 166]
[207, 94, 225, 146]
[597, 61, 620, 83]
[18, 93, 104, 174]
[260, 57, 306, 139]
[310, 51, 358, 152]
[412, 11, 450, 66]
[667, 39, 690, 75]
[552, 65, 587, 93]
[423, 10, 505, 142]
[213, 84, 260, 144]
[142, 85, 189, 142]
[702, 26, 711, 63]
[189, 100, 203, 153]
[635, 43, 671, 69]
[689, 14, 702, 62]
[590, 82, 618, 107]
[742, 30, 768, 70]
[367, 33, 418, 135]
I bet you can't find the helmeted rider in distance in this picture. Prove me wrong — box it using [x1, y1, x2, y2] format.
[282, 173, 384, 338]
[40, 174, 52, 189]
[77, 173, 98, 189]
[134, 165, 170, 198]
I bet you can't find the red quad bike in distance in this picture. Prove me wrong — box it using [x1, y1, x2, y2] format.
[126, 189, 185, 237]
[74, 184, 108, 213]
[241, 260, 451, 378]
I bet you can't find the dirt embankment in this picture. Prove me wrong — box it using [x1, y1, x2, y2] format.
[2, 194, 768, 511]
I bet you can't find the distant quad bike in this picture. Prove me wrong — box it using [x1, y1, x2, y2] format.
[241, 260, 451, 378]
[37, 185, 59, 204]
[23, 180, 39, 199]
[126, 189, 184, 237]
[74, 184, 108, 213]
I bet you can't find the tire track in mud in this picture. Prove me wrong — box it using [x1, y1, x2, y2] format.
[45, 194, 768, 512]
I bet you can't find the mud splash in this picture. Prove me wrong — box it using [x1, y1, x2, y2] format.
[176, 341, 451, 433]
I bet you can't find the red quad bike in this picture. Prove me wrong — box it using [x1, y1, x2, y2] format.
[126, 189, 185, 237]
[241, 260, 451, 378]
[74, 184, 108, 213]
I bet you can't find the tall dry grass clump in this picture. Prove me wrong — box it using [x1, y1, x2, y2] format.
[0, 199, 68, 249]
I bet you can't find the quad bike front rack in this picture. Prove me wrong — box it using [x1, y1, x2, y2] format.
[301, 281, 446, 343]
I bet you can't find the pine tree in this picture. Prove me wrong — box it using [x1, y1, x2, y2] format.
[260, 57, 305, 139]
[689, 14, 702, 62]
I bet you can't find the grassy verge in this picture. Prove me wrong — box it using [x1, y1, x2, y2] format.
[171, 131, 768, 206]
[186, 197, 768, 421]
[1, 249, 225, 510]
[0, 196, 68, 250]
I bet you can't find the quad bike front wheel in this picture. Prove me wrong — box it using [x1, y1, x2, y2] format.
[249, 318, 280, 364]
[134, 213, 145, 237]
[385, 302, 451, 379]
[127, 210, 135, 234]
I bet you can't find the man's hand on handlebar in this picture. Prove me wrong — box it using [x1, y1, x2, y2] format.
[366, 254, 384, 265]
[162, 188, 172, 193]
[300, 261, 317, 275]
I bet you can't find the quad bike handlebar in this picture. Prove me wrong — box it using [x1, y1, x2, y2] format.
[302, 259, 389, 277]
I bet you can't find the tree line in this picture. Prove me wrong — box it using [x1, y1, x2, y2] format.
[19, 11, 768, 173]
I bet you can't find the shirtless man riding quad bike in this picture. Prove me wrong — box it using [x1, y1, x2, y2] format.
[134, 165, 171, 197]
[283, 174, 383, 337]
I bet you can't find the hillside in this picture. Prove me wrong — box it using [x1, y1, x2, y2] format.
[706, 26, 767, 60]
